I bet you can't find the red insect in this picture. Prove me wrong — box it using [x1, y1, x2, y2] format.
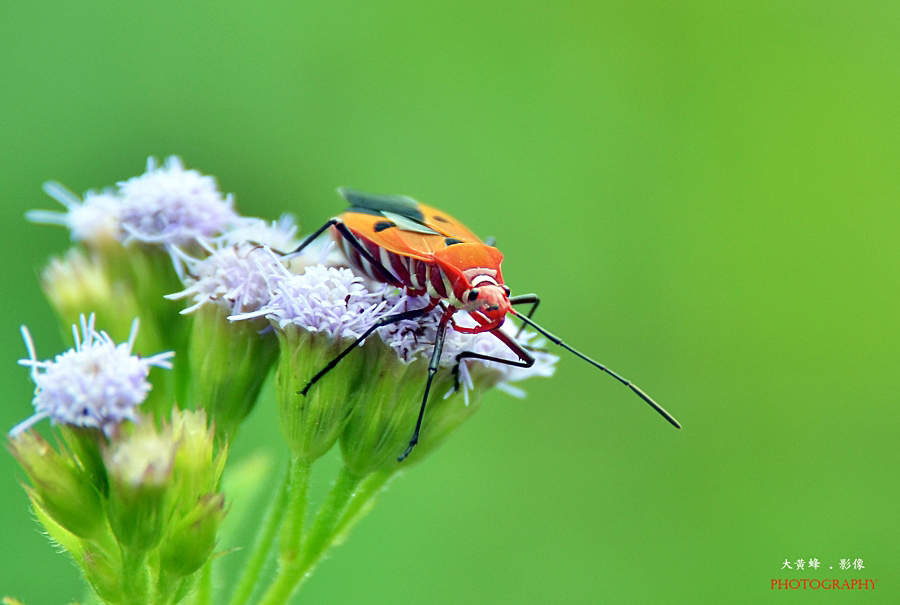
[292, 189, 680, 460]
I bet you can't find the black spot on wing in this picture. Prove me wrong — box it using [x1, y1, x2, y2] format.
[444, 237, 463, 246]
[433, 215, 451, 223]
[339, 188, 425, 222]
[374, 221, 396, 232]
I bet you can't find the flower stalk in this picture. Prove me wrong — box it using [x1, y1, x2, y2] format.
[277, 456, 312, 566]
[224, 470, 291, 605]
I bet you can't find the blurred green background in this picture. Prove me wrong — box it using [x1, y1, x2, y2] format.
[2, 1, 898, 603]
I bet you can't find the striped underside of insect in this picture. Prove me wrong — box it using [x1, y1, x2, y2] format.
[291, 188, 681, 461]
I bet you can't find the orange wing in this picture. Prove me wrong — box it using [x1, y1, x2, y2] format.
[338, 189, 483, 261]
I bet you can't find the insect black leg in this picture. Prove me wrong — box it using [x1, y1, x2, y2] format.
[398, 309, 454, 462]
[285, 220, 398, 287]
[450, 326, 535, 391]
[330, 221, 401, 285]
[509, 294, 540, 338]
[300, 303, 436, 395]
[244, 218, 340, 258]
[289, 218, 342, 255]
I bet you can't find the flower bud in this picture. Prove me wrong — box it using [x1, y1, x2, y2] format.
[274, 327, 364, 461]
[103, 421, 176, 553]
[170, 409, 226, 503]
[29, 496, 124, 605]
[113, 244, 187, 332]
[80, 542, 124, 605]
[338, 340, 493, 476]
[186, 304, 278, 441]
[8, 431, 106, 540]
[40, 248, 151, 346]
[159, 492, 227, 578]
[58, 425, 108, 495]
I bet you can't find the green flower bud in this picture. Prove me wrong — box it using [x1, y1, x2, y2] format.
[103, 420, 176, 553]
[29, 498, 125, 605]
[339, 340, 495, 476]
[8, 431, 106, 540]
[27, 487, 84, 556]
[274, 327, 365, 462]
[170, 409, 226, 504]
[115, 243, 188, 341]
[396, 363, 498, 466]
[159, 492, 227, 578]
[187, 304, 278, 441]
[28, 490, 123, 604]
[79, 541, 124, 605]
[59, 426, 108, 495]
[41, 248, 166, 351]
[42, 248, 132, 338]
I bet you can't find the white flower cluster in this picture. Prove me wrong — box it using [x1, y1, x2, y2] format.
[28, 156, 240, 250]
[118, 157, 238, 247]
[28, 183, 123, 242]
[230, 262, 398, 338]
[11, 315, 174, 436]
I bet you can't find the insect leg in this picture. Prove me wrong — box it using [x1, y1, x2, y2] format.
[244, 218, 341, 259]
[509, 294, 540, 338]
[398, 308, 454, 461]
[300, 302, 437, 395]
[330, 221, 401, 286]
[450, 327, 535, 391]
[284, 218, 341, 256]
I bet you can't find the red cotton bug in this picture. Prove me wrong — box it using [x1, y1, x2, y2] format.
[291, 188, 681, 461]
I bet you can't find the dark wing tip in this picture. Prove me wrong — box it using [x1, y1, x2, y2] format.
[337, 188, 425, 222]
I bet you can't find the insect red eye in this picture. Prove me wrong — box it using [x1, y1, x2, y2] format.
[467, 289, 479, 302]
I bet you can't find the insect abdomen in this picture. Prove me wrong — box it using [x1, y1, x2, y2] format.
[333, 228, 440, 298]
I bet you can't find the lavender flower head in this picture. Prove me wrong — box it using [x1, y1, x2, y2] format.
[230, 261, 397, 338]
[167, 215, 325, 316]
[26, 183, 123, 244]
[215, 214, 302, 252]
[11, 314, 175, 437]
[27, 157, 239, 258]
[118, 156, 239, 248]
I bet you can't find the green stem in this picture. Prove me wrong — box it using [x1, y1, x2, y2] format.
[255, 466, 362, 605]
[194, 562, 212, 605]
[329, 469, 395, 546]
[82, 586, 103, 605]
[154, 571, 178, 605]
[157, 572, 195, 605]
[299, 465, 361, 565]
[225, 469, 292, 605]
[120, 548, 152, 605]
[278, 457, 312, 565]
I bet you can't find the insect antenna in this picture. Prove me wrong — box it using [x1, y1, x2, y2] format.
[509, 309, 681, 429]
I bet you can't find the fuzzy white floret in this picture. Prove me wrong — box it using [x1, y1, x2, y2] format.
[10, 314, 174, 436]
